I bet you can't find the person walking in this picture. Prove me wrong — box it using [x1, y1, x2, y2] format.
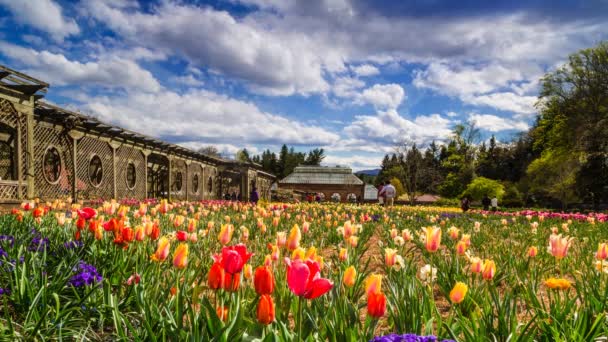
[377, 183, 385, 206]
[491, 196, 498, 211]
[482, 194, 491, 211]
[379, 180, 396, 207]
[250, 187, 259, 205]
[460, 196, 470, 213]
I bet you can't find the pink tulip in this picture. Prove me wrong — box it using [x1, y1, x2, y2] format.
[284, 258, 333, 299]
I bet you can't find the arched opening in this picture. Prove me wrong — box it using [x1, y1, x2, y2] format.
[147, 153, 169, 198]
[0, 122, 17, 181]
[88, 155, 103, 187]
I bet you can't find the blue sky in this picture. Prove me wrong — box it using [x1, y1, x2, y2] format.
[1, 0, 607, 170]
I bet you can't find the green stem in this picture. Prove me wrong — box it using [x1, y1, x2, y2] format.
[297, 296, 303, 341]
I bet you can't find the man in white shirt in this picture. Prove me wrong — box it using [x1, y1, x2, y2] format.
[379, 180, 396, 207]
[491, 196, 498, 211]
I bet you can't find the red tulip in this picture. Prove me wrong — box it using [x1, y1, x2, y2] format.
[176, 230, 188, 241]
[219, 244, 253, 274]
[77, 207, 97, 220]
[285, 258, 333, 299]
[32, 207, 44, 218]
[76, 217, 86, 230]
[207, 262, 225, 290]
[257, 294, 275, 325]
[367, 292, 386, 318]
[254, 266, 275, 295]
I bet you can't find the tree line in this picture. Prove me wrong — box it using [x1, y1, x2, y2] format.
[374, 41, 608, 210]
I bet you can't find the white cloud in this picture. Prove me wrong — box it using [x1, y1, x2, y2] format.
[352, 64, 379, 77]
[81, 0, 332, 96]
[469, 113, 530, 132]
[465, 93, 537, 117]
[358, 84, 405, 110]
[323, 154, 383, 171]
[0, 0, 79, 41]
[0, 42, 160, 92]
[80, 89, 340, 147]
[343, 110, 453, 148]
[171, 75, 204, 87]
[413, 61, 541, 116]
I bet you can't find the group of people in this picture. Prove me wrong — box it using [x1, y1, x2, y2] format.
[460, 194, 498, 213]
[377, 180, 397, 207]
[223, 187, 260, 205]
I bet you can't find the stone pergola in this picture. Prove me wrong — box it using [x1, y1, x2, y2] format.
[0, 65, 274, 203]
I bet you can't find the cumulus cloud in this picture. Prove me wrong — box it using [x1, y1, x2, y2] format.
[0, 42, 160, 92]
[351, 64, 380, 77]
[413, 62, 541, 116]
[81, 0, 331, 96]
[0, 0, 79, 41]
[344, 110, 453, 148]
[469, 113, 530, 132]
[358, 84, 405, 110]
[80, 89, 340, 147]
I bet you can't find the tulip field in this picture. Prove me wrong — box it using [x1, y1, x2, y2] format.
[2, 200, 608, 341]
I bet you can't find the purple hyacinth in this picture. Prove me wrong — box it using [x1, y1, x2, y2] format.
[369, 334, 455, 342]
[0, 287, 10, 296]
[69, 261, 103, 287]
[63, 241, 84, 250]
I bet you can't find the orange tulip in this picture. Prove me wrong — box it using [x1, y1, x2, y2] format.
[287, 225, 301, 251]
[365, 274, 382, 295]
[151, 237, 170, 262]
[470, 257, 483, 274]
[449, 282, 468, 304]
[173, 243, 188, 269]
[597, 243, 608, 260]
[218, 224, 234, 245]
[208, 262, 225, 290]
[276, 231, 286, 248]
[423, 226, 442, 252]
[528, 246, 538, 258]
[216, 306, 228, 321]
[455, 241, 467, 255]
[339, 248, 348, 261]
[482, 260, 496, 280]
[448, 226, 460, 240]
[343, 266, 357, 288]
[134, 226, 146, 241]
[384, 248, 397, 267]
[254, 266, 275, 295]
[256, 294, 275, 325]
[243, 264, 253, 280]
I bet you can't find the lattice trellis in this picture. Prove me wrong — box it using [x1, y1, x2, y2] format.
[171, 158, 187, 201]
[33, 123, 74, 200]
[258, 176, 273, 200]
[76, 136, 114, 200]
[116, 145, 146, 199]
[0, 98, 28, 199]
[188, 163, 203, 201]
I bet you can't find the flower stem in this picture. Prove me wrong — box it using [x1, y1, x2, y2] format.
[296, 296, 303, 341]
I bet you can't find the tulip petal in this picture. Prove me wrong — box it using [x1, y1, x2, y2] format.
[305, 277, 333, 299]
[287, 260, 310, 296]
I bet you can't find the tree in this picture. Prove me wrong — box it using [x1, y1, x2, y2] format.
[461, 177, 505, 201]
[236, 148, 251, 163]
[526, 151, 580, 210]
[533, 41, 608, 206]
[390, 177, 405, 199]
[303, 148, 325, 165]
[198, 146, 222, 158]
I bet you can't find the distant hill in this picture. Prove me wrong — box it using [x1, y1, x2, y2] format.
[355, 169, 380, 176]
